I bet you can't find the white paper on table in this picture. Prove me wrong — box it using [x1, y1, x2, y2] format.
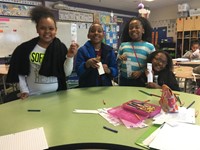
[0, 127, 48, 150]
[153, 107, 195, 124]
[97, 62, 105, 75]
[173, 58, 189, 62]
[149, 122, 200, 150]
[142, 126, 163, 146]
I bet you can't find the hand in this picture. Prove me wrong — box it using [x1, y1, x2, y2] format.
[85, 58, 99, 68]
[67, 43, 79, 58]
[102, 64, 111, 74]
[145, 69, 154, 77]
[146, 82, 161, 89]
[192, 49, 200, 57]
[118, 54, 127, 61]
[131, 71, 142, 79]
[20, 92, 29, 100]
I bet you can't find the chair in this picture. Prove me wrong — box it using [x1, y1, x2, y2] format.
[2, 90, 20, 103]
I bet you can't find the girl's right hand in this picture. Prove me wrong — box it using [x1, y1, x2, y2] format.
[20, 92, 29, 100]
[146, 82, 161, 89]
[118, 54, 127, 61]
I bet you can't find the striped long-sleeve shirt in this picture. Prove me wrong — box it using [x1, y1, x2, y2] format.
[118, 41, 155, 78]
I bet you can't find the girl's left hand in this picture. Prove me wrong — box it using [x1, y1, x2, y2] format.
[67, 43, 79, 58]
[102, 64, 111, 74]
[145, 69, 154, 76]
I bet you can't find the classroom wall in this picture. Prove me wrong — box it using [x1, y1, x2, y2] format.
[0, 0, 134, 58]
[150, 0, 200, 22]
[149, 0, 200, 41]
[0, 18, 89, 57]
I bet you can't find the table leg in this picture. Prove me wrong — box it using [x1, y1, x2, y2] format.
[184, 79, 187, 92]
[2, 75, 7, 95]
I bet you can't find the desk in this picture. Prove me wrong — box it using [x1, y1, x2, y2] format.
[173, 66, 198, 92]
[0, 64, 9, 95]
[0, 87, 199, 149]
[175, 60, 200, 67]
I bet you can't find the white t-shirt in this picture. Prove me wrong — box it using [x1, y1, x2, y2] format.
[19, 44, 73, 96]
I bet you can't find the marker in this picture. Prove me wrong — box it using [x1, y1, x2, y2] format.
[103, 126, 118, 133]
[27, 109, 41, 112]
[186, 101, 195, 109]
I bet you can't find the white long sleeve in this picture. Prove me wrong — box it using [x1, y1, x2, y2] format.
[18, 75, 29, 94]
[64, 57, 74, 76]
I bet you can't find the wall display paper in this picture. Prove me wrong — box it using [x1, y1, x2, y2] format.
[0, 18, 89, 57]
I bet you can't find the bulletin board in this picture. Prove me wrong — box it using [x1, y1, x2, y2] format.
[0, 18, 89, 57]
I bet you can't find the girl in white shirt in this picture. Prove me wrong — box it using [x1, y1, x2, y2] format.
[6, 6, 78, 99]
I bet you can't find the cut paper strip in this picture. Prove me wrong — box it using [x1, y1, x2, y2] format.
[73, 109, 99, 114]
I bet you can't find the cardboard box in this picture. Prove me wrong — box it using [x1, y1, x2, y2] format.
[189, 8, 200, 16]
[178, 3, 190, 12]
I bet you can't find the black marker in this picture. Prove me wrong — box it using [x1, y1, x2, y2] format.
[27, 109, 41, 112]
[103, 126, 118, 133]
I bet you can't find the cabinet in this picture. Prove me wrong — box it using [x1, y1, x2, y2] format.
[160, 43, 176, 58]
[176, 16, 200, 57]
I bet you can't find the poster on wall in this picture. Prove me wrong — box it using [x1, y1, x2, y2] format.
[59, 10, 93, 22]
[100, 13, 111, 24]
[0, 2, 34, 17]
[0, 0, 41, 5]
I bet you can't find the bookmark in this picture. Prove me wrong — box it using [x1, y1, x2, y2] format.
[71, 23, 77, 43]
[73, 109, 99, 114]
[97, 62, 105, 75]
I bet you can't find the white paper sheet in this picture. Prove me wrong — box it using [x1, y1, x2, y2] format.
[173, 58, 189, 62]
[153, 107, 195, 125]
[0, 127, 48, 150]
[149, 123, 200, 150]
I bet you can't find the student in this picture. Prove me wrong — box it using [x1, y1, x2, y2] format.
[6, 6, 79, 99]
[182, 39, 200, 60]
[117, 16, 155, 86]
[75, 22, 118, 87]
[146, 50, 180, 91]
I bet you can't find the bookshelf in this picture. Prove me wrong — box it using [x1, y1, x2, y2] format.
[176, 16, 200, 57]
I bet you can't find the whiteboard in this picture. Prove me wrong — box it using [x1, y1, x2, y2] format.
[0, 18, 89, 57]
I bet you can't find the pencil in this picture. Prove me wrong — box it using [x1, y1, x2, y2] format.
[134, 113, 141, 121]
[186, 101, 195, 109]
[151, 94, 161, 98]
[143, 100, 150, 103]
